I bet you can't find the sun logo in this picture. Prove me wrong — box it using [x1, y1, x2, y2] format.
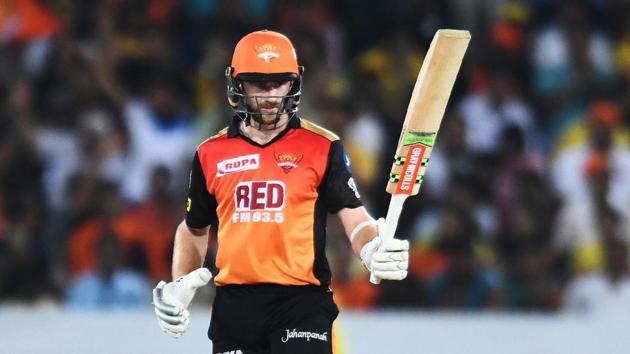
[274, 152, 303, 173]
[254, 44, 280, 63]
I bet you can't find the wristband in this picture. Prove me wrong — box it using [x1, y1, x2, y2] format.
[350, 219, 377, 243]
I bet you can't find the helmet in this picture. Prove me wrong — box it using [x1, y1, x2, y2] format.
[225, 30, 304, 127]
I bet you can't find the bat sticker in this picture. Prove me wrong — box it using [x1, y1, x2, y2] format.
[395, 144, 427, 195]
[393, 155, 429, 166]
[403, 132, 437, 147]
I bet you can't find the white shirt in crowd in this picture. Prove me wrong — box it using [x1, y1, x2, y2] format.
[550, 145, 630, 213]
[458, 92, 535, 154]
[121, 101, 196, 203]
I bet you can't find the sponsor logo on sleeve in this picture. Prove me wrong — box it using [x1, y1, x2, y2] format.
[216, 154, 260, 177]
[348, 177, 360, 199]
[342, 149, 353, 173]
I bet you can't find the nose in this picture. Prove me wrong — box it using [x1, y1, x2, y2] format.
[262, 81, 277, 91]
[258, 87, 283, 104]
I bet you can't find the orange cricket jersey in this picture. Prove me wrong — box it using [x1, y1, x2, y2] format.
[185, 116, 362, 286]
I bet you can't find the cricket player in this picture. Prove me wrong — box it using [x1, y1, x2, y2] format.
[152, 29, 409, 354]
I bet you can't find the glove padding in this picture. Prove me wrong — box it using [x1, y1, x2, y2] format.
[360, 218, 409, 281]
[152, 267, 212, 338]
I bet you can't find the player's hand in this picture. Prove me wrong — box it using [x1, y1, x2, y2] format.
[360, 218, 409, 281]
[152, 267, 212, 338]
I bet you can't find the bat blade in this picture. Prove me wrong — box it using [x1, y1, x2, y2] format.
[371, 30, 470, 284]
[387, 29, 470, 196]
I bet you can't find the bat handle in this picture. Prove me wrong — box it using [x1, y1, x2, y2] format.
[370, 194, 408, 284]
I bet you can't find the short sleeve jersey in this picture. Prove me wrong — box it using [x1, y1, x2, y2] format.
[185, 116, 362, 287]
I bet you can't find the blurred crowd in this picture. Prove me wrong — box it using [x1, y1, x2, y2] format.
[1, 0, 630, 314]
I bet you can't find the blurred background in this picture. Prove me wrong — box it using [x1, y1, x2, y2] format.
[1, 0, 630, 353]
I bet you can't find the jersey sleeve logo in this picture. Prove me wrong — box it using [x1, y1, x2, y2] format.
[217, 154, 260, 177]
[347, 177, 360, 199]
[273, 152, 303, 174]
[342, 148, 353, 173]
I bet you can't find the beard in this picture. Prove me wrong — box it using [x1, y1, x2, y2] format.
[242, 94, 295, 130]
[247, 101, 282, 126]
[249, 111, 291, 131]
[259, 108, 280, 123]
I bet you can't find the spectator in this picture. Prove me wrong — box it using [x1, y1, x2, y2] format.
[552, 151, 630, 275]
[65, 230, 151, 309]
[424, 112, 474, 199]
[531, 0, 615, 122]
[458, 68, 536, 154]
[66, 180, 127, 277]
[0, 112, 48, 301]
[117, 166, 180, 281]
[425, 206, 503, 309]
[494, 125, 546, 236]
[65, 170, 179, 282]
[550, 100, 630, 216]
[90, 5, 198, 203]
[117, 76, 197, 203]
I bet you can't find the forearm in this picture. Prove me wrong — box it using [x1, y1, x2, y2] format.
[337, 206, 378, 257]
[153, 221, 212, 338]
[172, 220, 209, 279]
[349, 222, 378, 257]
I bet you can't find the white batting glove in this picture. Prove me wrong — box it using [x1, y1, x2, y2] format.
[152, 268, 212, 338]
[360, 218, 409, 281]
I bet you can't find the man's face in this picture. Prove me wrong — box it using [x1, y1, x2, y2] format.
[241, 80, 293, 125]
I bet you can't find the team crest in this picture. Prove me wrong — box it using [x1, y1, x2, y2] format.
[274, 152, 303, 173]
[254, 44, 280, 63]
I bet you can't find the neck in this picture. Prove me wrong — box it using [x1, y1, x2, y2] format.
[240, 114, 291, 145]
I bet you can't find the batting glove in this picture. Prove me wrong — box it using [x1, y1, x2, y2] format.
[360, 218, 409, 281]
[152, 267, 212, 338]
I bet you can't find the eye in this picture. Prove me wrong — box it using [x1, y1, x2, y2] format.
[271, 80, 291, 89]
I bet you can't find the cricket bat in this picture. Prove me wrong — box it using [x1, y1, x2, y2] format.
[371, 29, 470, 284]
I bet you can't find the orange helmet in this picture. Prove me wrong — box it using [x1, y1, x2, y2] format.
[226, 30, 304, 127]
[230, 30, 300, 79]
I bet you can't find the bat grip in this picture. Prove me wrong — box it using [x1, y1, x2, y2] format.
[370, 194, 407, 284]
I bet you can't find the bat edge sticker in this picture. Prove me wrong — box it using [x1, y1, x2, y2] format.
[394, 144, 427, 195]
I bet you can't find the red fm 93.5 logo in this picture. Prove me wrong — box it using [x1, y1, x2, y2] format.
[232, 181, 286, 224]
